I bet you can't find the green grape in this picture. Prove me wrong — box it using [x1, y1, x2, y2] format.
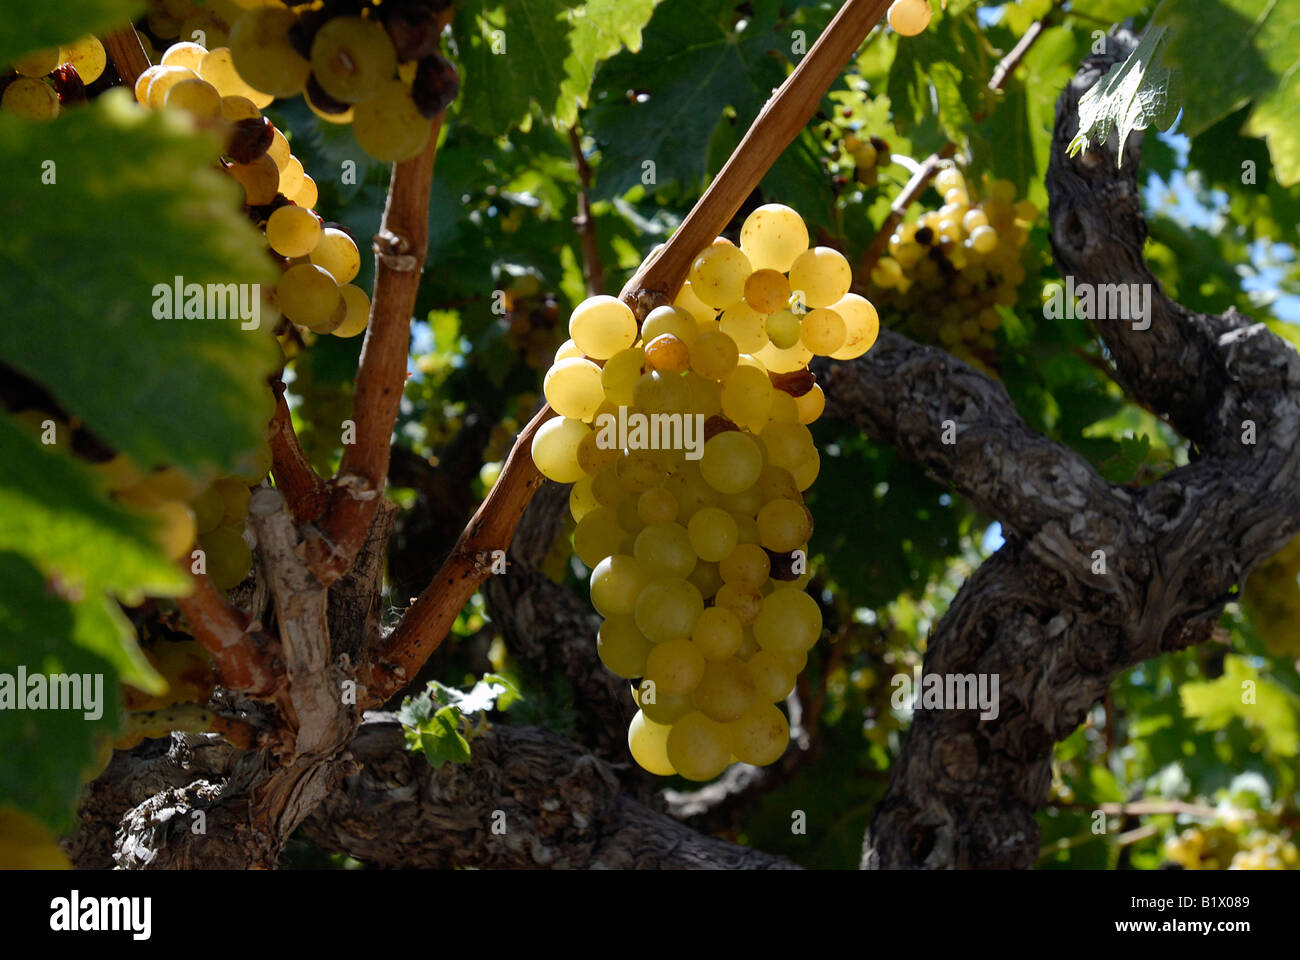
[744, 268, 792, 314]
[719, 542, 770, 586]
[828, 293, 879, 360]
[578, 430, 620, 476]
[199, 46, 273, 107]
[732, 511, 762, 546]
[761, 422, 815, 476]
[633, 523, 696, 579]
[968, 225, 998, 254]
[289, 172, 318, 210]
[199, 522, 253, 590]
[753, 589, 822, 655]
[310, 15, 397, 104]
[228, 153, 280, 205]
[637, 487, 678, 526]
[572, 505, 626, 567]
[722, 482, 763, 516]
[690, 330, 740, 380]
[265, 125, 291, 170]
[673, 281, 717, 326]
[164, 77, 223, 117]
[666, 711, 731, 781]
[755, 338, 814, 375]
[220, 94, 261, 120]
[569, 295, 637, 360]
[307, 227, 360, 283]
[601, 347, 645, 406]
[720, 364, 774, 432]
[1, 78, 59, 121]
[141, 500, 198, 561]
[189, 485, 225, 535]
[789, 247, 851, 308]
[278, 263, 339, 327]
[714, 582, 763, 625]
[628, 710, 676, 775]
[727, 702, 789, 766]
[331, 284, 370, 338]
[756, 498, 813, 552]
[353, 80, 430, 162]
[230, 6, 310, 97]
[62, 35, 107, 83]
[688, 559, 723, 598]
[644, 636, 706, 696]
[765, 309, 802, 350]
[632, 369, 690, 415]
[689, 243, 752, 309]
[720, 301, 770, 354]
[642, 305, 699, 347]
[590, 554, 649, 618]
[12, 47, 60, 78]
[693, 658, 757, 722]
[636, 681, 694, 725]
[634, 577, 704, 644]
[598, 616, 654, 679]
[277, 153, 305, 198]
[569, 475, 600, 521]
[700, 431, 763, 495]
[746, 650, 796, 701]
[758, 465, 800, 503]
[800, 307, 847, 355]
[691, 606, 743, 661]
[739, 204, 808, 273]
[267, 206, 323, 258]
[544, 357, 605, 421]
[794, 384, 825, 424]
[530, 417, 591, 484]
[687, 506, 738, 562]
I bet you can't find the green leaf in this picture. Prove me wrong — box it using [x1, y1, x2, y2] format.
[587, 0, 793, 199]
[410, 706, 473, 768]
[453, 0, 661, 135]
[0, 0, 144, 70]
[1181, 657, 1299, 758]
[0, 91, 281, 476]
[1068, 25, 1177, 166]
[1153, 0, 1300, 184]
[887, 2, 987, 154]
[0, 550, 124, 833]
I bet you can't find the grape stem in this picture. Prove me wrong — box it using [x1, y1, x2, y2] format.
[269, 384, 329, 524]
[568, 127, 605, 297]
[102, 26, 151, 90]
[854, 11, 1053, 281]
[302, 113, 445, 586]
[360, 0, 891, 709]
[174, 570, 281, 696]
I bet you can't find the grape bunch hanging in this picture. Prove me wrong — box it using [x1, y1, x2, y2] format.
[865, 167, 1035, 372]
[532, 204, 878, 781]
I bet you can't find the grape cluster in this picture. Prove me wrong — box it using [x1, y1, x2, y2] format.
[865, 167, 1034, 372]
[841, 132, 890, 189]
[531, 204, 878, 781]
[1243, 532, 1300, 656]
[164, 0, 458, 162]
[1, 35, 107, 121]
[135, 39, 372, 342]
[1165, 823, 1299, 871]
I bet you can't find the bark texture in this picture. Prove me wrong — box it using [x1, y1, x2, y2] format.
[814, 31, 1300, 869]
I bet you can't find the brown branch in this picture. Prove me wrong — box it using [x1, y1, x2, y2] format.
[269, 385, 328, 524]
[364, 0, 890, 708]
[568, 127, 605, 297]
[302, 113, 444, 586]
[622, 0, 891, 312]
[173, 571, 280, 696]
[855, 12, 1052, 280]
[102, 26, 150, 89]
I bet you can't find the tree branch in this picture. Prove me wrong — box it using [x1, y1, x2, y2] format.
[102, 27, 150, 90]
[303, 717, 800, 869]
[304, 114, 444, 587]
[173, 570, 281, 696]
[269, 385, 328, 525]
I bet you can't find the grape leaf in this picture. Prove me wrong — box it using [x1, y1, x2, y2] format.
[452, 0, 660, 135]
[0, 91, 281, 476]
[1068, 25, 1177, 166]
[0, 0, 143, 69]
[0, 550, 125, 834]
[1180, 656, 1299, 757]
[586, 0, 795, 199]
[886, 1, 987, 154]
[1153, 0, 1300, 185]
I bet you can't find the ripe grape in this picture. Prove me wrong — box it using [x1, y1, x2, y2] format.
[888, 0, 932, 36]
[693, 659, 757, 722]
[568, 295, 637, 359]
[700, 430, 763, 494]
[744, 268, 792, 313]
[590, 554, 649, 617]
[13, 47, 60, 78]
[310, 15, 397, 105]
[740, 204, 808, 273]
[531, 417, 591, 484]
[278, 262, 339, 327]
[353, 79, 430, 162]
[61, 35, 107, 83]
[165, 77, 223, 117]
[628, 710, 676, 775]
[2, 79, 59, 121]
[690, 244, 752, 308]
[230, 6, 311, 98]
[544, 357, 605, 421]
[645, 334, 690, 374]
[332, 284, 370, 338]
[666, 712, 731, 781]
[788, 246, 852, 308]
[727, 702, 789, 765]
[634, 578, 703, 643]
[645, 637, 706, 696]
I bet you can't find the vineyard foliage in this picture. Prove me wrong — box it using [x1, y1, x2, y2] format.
[1, 0, 1299, 868]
